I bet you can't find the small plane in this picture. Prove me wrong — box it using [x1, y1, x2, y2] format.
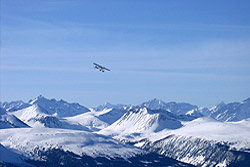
[93, 63, 111, 72]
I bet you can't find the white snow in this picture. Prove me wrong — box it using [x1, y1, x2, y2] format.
[9, 104, 48, 123]
[65, 108, 127, 131]
[0, 114, 29, 129]
[171, 117, 250, 149]
[7, 104, 90, 131]
[143, 117, 250, 152]
[1, 96, 250, 166]
[0, 128, 144, 160]
[99, 107, 182, 138]
[28, 95, 90, 117]
[65, 110, 109, 130]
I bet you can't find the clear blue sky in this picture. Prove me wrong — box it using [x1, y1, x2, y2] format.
[1, 0, 250, 107]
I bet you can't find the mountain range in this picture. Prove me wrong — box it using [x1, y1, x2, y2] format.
[0, 96, 250, 167]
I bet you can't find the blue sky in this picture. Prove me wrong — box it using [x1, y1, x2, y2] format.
[1, 0, 250, 107]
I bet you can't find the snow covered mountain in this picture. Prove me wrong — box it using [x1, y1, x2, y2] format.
[0, 100, 31, 112]
[138, 98, 202, 117]
[101, 116, 250, 166]
[29, 95, 90, 117]
[9, 104, 89, 131]
[97, 98, 250, 167]
[0, 128, 193, 167]
[1, 96, 250, 167]
[65, 108, 128, 131]
[138, 98, 250, 122]
[0, 128, 143, 159]
[99, 107, 183, 137]
[136, 118, 250, 167]
[95, 102, 131, 111]
[0, 107, 29, 129]
[210, 98, 250, 121]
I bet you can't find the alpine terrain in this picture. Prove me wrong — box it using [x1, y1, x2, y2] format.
[0, 96, 250, 167]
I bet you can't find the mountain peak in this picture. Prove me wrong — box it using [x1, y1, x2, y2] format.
[103, 102, 112, 106]
[95, 102, 129, 111]
[35, 95, 46, 101]
[140, 98, 166, 110]
[212, 101, 226, 110]
[150, 98, 164, 105]
[1, 100, 31, 112]
[29, 95, 48, 105]
[38, 94, 44, 99]
[148, 98, 165, 104]
[28, 96, 90, 117]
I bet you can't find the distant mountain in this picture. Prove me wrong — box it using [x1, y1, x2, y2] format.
[2, 95, 90, 118]
[95, 102, 131, 111]
[65, 108, 128, 131]
[138, 98, 201, 117]
[0, 100, 31, 112]
[0, 107, 29, 129]
[138, 98, 169, 110]
[3, 96, 91, 131]
[210, 98, 250, 121]
[138, 98, 250, 122]
[29, 95, 90, 117]
[9, 104, 89, 131]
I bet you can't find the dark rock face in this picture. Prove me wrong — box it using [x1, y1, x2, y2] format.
[140, 135, 250, 167]
[13, 149, 194, 167]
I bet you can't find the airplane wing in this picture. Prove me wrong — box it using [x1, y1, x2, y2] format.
[93, 63, 111, 72]
[93, 63, 102, 68]
[103, 67, 111, 71]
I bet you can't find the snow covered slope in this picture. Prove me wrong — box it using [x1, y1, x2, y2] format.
[0, 128, 195, 167]
[99, 107, 183, 137]
[9, 104, 89, 131]
[0, 107, 29, 129]
[129, 118, 250, 167]
[148, 117, 250, 150]
[65, 110, 110, 131]
[97, 108, 128, 125]
[65, 108, 128, 131]
[0, 128, 144, 159]
[10, 104, 48, 123]
[0, 114, 30, 129]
